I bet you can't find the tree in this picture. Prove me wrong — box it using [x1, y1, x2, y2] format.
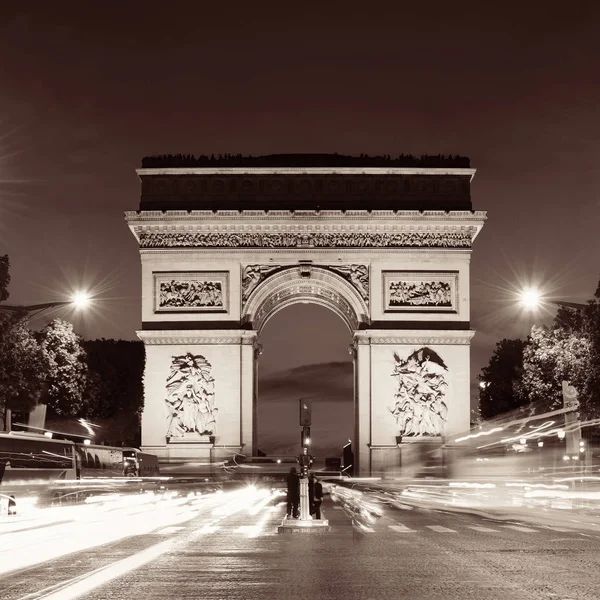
[519, 276, 600, 419]
[0, 312, 51, 429]
[38, 319, 88, 416]
[581, 282, 600, 417]
[81, 339, 145, 445]
[521, 324, 590, 412]
[0, 255, 9, 302]
[478, 338, 528, 419]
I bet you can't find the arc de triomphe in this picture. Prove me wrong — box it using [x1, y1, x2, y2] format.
[126, 154, 486, 475]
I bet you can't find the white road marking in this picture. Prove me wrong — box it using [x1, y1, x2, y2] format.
[502, 525, 538, 533]
[333, 506, 343, 510]
[18, 539, 175, 600]
[468, 526, 499, 533]
[426, 525, 457, 533]
[155, 526, 185, 535]
[389, 524, 416, 533]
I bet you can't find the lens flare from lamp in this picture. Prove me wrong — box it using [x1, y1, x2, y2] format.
[521, 288, 541, 309]
[72, 291, 90, 309]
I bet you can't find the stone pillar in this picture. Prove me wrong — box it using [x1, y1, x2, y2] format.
[240, 336, 259, 457]
[138, 329, 256, 463]
[354, 337, 372, 476]
[355, 329, 474, 476]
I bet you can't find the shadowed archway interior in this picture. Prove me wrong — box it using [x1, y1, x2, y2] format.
[257, 303, 353, 456]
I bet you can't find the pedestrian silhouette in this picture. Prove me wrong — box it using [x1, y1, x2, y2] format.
[286, 467, 300, 519]
[309, 474, 323, 520]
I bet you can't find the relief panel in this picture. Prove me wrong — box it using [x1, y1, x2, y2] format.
[165, 352, 218, 440]
[389, 347, 449, 437]
[383, 271, 458, 313]
[154, 271, 229, 313]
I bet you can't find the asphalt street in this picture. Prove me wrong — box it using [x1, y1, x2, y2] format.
[2, 485, 600, 600]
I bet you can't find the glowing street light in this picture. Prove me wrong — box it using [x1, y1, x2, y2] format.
[518, 287, 587, 312]
[520, 288, 542, 310]
[72, 291, 90, 309]
[0, 290, 92, 316]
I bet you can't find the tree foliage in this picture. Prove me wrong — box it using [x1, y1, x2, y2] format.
[38, 319, 88, 416]
[478, 338, 528, 419]
[481, 276, 600, 421]
[81, 339, 145, 445]
[0, 312, 51, 428]
[521, 325, 590, 412]
[0, 255, 9, 302]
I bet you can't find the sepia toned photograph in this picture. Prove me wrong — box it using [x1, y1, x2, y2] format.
[1, 3, 599, 599]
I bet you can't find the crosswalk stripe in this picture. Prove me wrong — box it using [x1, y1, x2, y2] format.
[468, 526, 499, 533]
[155, 526, 185, 535]
[502, 525, 538, 533]
[389, 525, 416, 533]
[426, 525, 457, 533]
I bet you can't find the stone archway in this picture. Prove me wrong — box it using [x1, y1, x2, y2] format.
[241, 264, 368, 460]
[243, 264, 369, 333]
[127, 155, 486, 474]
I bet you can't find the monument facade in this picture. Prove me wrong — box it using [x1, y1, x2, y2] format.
[126, 154, 486, 474]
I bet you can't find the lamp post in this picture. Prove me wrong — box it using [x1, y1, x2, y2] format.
[519, 288, 586, 311]
[0, 291, 91, 316]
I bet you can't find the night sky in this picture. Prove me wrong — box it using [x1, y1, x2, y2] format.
[1, 3, 598, 454]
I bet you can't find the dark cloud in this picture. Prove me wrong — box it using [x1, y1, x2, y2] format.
[260, 362, 353, 402]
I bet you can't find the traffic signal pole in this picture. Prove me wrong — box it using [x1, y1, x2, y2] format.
[278, 398, 330, 533]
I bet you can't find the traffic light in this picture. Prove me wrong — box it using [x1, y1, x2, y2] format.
[301, 426, 311, 447]
[299, 399, 312, 426]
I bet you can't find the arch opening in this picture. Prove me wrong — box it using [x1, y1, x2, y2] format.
[243, 265, 369, 335]
[256, 303, 354, 459]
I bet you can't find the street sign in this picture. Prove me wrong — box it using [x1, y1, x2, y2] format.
[299, 398, 312, 426]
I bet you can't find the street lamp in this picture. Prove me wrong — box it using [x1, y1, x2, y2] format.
[519, 288, 587, 311]
[0, 291, 91, 316]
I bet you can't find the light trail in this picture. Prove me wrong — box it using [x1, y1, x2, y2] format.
[0, 487, 246, 576]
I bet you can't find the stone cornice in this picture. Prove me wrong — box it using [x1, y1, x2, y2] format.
[126, 213, 485, 248]
[126, 209, 486, 222]
[137, 330, 257, 345]
[137, 167, 476, 178]
[354, 329, 475, 345]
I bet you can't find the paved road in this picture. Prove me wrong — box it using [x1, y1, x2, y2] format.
[2, 484, 600, 600]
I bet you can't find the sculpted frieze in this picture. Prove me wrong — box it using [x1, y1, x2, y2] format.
[390, 347, 448, 437]
[138, 231, 472, 249]
[327, 265, 369, 303]
[242, 265, 284, 301]
[242, 263, 369, 304]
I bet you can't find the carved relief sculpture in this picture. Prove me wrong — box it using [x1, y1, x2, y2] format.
[243, 263, 369, 305]
[242, 265, 282, 301]
[383, 271, 457, 312]
[389, 347, 449, 437]
[139, 231, 473, 249]
[154, 272, 228, 312]
[328, 264, 369, 303]
[165, 353, 218, 438]
[160, 280, 223, 308]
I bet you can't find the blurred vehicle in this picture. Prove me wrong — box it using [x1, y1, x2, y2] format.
[0, 431, 77, 483]
[0, 432, 159, 484]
